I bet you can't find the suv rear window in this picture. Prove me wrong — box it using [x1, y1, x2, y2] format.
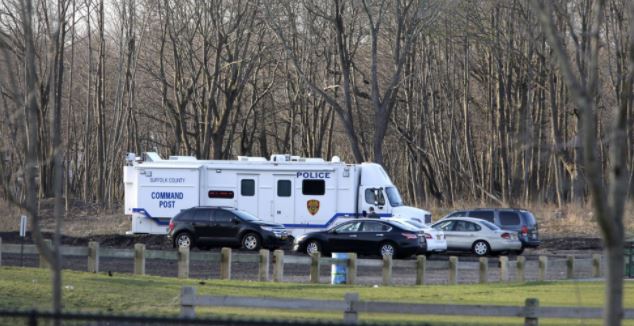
[469, 211, 495, 223]
[173, 210, 188, 220]
[500, 211, 521, 226]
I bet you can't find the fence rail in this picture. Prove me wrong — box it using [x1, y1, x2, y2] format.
[0, 237, 604, 285]
[0, 309, 356, 326]
[179, 286, 634, 325]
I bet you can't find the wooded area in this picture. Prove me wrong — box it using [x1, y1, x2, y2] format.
[0, 0, 632, 208]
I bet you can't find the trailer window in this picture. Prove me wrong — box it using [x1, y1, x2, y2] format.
[277, 180, 291, 197]
[241, 179, 255, 196]
[208, 190, 234, 199]
[302, 180, 325, 195]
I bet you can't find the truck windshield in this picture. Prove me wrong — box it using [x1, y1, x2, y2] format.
[385, 187, 403, 207]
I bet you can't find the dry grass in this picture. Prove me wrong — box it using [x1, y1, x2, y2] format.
[1, 198, 633, 239]
[0, 198, 128, 236]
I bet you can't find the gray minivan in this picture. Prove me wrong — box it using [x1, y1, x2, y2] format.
[442, 208, 540, 250]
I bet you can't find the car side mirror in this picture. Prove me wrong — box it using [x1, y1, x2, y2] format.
[330, 229, 337, 234]
[231, 218, 240, 224]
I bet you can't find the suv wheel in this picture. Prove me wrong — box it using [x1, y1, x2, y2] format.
[175, 232, 193, 249]
[242, 233, 261, 251]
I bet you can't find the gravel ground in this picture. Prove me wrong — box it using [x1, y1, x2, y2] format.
[0, 248, 605, 285]
[0, 231, 607, 285]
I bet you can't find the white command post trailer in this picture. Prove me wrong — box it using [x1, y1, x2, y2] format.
[123, 152, 431, 236]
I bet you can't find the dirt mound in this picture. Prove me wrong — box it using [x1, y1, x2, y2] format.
[540, 237, 603, 250]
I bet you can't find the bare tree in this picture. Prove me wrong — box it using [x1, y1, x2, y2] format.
[535, 0, 633, 325]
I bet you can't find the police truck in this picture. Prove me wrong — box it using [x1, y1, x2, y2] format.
[123, 152, 431, 237]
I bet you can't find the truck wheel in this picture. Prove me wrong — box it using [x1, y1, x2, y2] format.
[242, 233, 261, 251]
[175, 232, 193, 249]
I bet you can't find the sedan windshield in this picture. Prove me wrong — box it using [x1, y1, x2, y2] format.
[385, 187, 403, 207]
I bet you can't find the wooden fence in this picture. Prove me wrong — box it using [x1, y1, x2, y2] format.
[0, 237, 604, 285]
[179, 286, 634, 325]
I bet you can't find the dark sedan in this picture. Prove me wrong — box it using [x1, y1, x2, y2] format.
[292, 219, 426, 258]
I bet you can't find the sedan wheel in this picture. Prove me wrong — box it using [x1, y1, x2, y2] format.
[472, 240, 490, 256]
[305, 240, 321, 256]
[380, 243, 396, 257]
[175, 232, 193, 249]
[242, 233, 261, 251]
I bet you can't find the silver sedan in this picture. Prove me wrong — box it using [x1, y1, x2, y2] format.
[431, 217, 522, 256]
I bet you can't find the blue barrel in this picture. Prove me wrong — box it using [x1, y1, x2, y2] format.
[331, 252, 348, 284]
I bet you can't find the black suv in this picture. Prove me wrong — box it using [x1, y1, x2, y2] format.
[442, 208, 540, 249]
[167, 206, 290, 251]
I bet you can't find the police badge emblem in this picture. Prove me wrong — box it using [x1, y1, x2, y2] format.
[307, 200, 320, 215]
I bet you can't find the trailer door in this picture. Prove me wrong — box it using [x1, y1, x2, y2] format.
[237, 175, 259, 217]
[274, 177, 295, 224]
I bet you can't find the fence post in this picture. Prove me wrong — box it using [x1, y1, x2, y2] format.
[180, 286, 196, 318]
[273, 250, 284, 282]
[347, 253, 357, 285]
[382, 254, 393, 286]
[566, 256, 575, 279]
[220, 247, 232, 280]
[343, 292, 359, 325]
[538, 256, 548, 281]
[448, 256, 458, 285]
[178, 246, 190, 278]
[592, 254, 601, 278]
[134, 243, 145, 275]
[310, 252, 320, 284]
[28, 309, 37, 326]
[499, 256, 509, 282]
[524, 298, 539, 326]
[39, 239, 52, 269]
[416, 255, 426, 285]
[88, 241, 100, 273]
[516, 256, 526, 283]
[258, 249, 270, 281]
[479, 257, 488, 284]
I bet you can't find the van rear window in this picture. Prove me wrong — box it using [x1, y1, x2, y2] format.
[520, 211, 537, 225]
[469, 211, 494, 223]
[500, 211, 521, 226]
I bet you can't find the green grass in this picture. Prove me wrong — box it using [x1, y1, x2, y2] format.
[0, 266, 633, 325]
